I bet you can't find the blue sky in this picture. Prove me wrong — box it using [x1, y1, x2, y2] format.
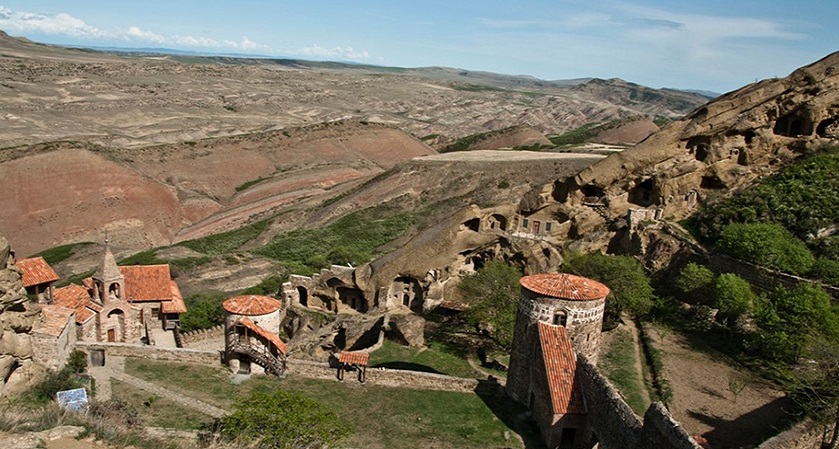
[1, 1, 837, 93]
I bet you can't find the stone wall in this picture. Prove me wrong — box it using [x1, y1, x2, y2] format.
[286, 359, 479, 393]
[180, 324, 225, 345]
[577, 356, 703, 449]
[708, 253, 839, 297]
[638, 403, 703, 449]
[756, 419, 825, 449]
[577, 355, 642, 449]
[74, 342, 222, 366]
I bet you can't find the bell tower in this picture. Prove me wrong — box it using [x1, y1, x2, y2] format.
[92, 240, 125, 305]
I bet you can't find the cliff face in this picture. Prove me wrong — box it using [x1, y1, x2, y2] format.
[535, 51, 839, 247]
[0, 236, 45, 396]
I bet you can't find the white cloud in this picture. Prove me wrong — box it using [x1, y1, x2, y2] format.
[0, 5, 267, 52]
[299, 45, 370, 60]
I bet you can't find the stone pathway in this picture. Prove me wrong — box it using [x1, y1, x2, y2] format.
[89, 356, 227, 419]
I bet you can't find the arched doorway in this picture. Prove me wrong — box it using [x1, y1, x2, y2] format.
[106, 309, 125, 342]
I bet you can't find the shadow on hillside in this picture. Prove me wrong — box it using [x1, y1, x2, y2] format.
[688, 395, 795, 449]
[474, 377, 547, 449]
[370, 362, 442, 374]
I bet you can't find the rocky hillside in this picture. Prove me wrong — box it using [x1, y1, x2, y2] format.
[0, 121, 434, 256]
[0, 237, 44, 396]
[0, 30, 707, 150]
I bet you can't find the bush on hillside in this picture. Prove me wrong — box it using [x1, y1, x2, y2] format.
[811, 257, 839, 287]
[218, 389, 352, 449]
[716, 223, 814, 275]
[675, 263, 715, 304]
[713, 273, 757, 322]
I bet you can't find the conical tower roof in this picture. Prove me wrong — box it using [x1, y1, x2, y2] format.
[94, 242, 122, 282]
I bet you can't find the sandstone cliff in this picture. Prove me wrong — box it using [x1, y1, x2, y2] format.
[0, 236, 45, 396]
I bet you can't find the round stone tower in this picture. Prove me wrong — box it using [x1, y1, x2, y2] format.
[507, 272, 609, 404]
[222, 295, 284, 374]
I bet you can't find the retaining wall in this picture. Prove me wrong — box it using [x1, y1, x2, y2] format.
[287, 359, 479, 393]
[757, 419, 825, 449]
[577, 355, 642, 449]
[74, 342, 222, 365]
[180, 325, 225, 345]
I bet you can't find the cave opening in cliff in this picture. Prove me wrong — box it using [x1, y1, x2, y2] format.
[816, 117, 838, 137]
[390, 277, 424, 314]
[628, 179, 656, 207]
[297, 286, 308, 307]
[700, 175, 727, 190]
[773, 113, 812, 137]
[744, 130, 756, 145]
[462, 218, 480, 232]
[487, 214, 508, 231]
[687, 136, 712, 162]
[581, 185, 605, 203]
[338, 287, 367, 313]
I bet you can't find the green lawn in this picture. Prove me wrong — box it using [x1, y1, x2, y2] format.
[110, 379, 213, 430]
[368, 340, 482, 378]
[598, 326, 651, 415]
[123, 359, 521, 449]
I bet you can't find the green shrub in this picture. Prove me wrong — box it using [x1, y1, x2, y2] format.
[26, 368, 86, 404]
[811, 257, 839, 287]
[218, 389, 352, 449]
[717, 223, 814, 275]
[241, 275, 286, 296]
[713, 273, 756, 322]
[35, 242, 94, 265]
[675, 263, 714, 303]
[180, 293, 227, 332]
[181, 218, 270, 255]
[67, 350, 88, 374]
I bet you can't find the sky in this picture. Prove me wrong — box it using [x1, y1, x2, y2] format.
[1, 1, 837, 93]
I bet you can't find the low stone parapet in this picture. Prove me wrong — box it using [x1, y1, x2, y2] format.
[286, 359, 480, 392]
[74, 341, 222, 366]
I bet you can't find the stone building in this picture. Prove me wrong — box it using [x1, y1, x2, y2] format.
[507, 272, 609, 449]
[31, 304, 76, 370]
[16, 256, 59, 303]
[223, 295, 288, 375]
[51, 244, 187, 343]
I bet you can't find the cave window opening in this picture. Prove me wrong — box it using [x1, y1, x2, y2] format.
[628, 179, 656, 207]
[297, 286, 308, 307]
[774, 113, 812, 137]
[701, 176, 727, 190]
[581, 185, 604, 203]
[463, 218, 480, 232]
[744, 130, 756, 145]
[817, 117, 837, 137]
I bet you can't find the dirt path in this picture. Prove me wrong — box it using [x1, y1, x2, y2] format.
[625, 319, 653, 406]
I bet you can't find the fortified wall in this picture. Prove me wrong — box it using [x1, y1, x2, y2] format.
[577, 356, 703, 449]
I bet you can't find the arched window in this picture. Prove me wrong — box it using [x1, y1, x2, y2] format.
[553, 310, 568, 327]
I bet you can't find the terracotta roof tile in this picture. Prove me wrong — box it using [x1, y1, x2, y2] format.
[54, 284, 99, 324]
[120, 265, 173, 302]
[35, 304, 75, 337]
[520, 273, 609, 301]
[239, 317, 288, 355]
[223, 295, 282, 316]
[537, 322, 586, 414]
[161, 280, 187, 314]
[338, 351, 370, 366]
[16, 257, 59, 287]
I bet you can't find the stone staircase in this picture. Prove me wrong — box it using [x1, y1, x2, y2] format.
[230, 343, 286, 376]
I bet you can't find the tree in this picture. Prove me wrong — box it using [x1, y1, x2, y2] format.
[67, 349, 88, 374]
[218, 389, 352, 449]
[755, 284, 839, 362]
[713, 273, 756, 323]
[790, 344, 839, 449]
[180, 292, 226, 332]
[459, 261, 522, 350]
[563, 252, 654, 326]
[675, 263, 715, 303]
[716, 223, 815, 275]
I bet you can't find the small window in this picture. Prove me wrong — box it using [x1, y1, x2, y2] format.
[545, 222, 553, 232]
[553, 311, 567, 327]
[522, 218, 529, 229]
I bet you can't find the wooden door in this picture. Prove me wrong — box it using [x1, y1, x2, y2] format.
[107, 328, 116, 342]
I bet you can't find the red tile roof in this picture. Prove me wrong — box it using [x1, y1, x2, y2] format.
[16, 257, 59, 287]
[161, 280, 187, 314]
[520, 273, 609, 301]
[223, 295, 282, 316]
[338, 351, 370, 366]
[537, 322, 586, 415]
[239, 317, 288, 355]
[54, 284, 100, 324]
[120, 265, 173, 302]
[36, 304, 75, 337]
